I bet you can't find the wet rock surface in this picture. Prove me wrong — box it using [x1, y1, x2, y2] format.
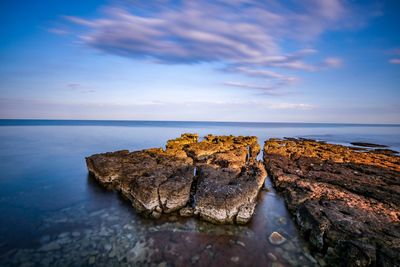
[371, 148, 399, 156]
[263, 138, 400, 267]
[86, 134, 266, 224]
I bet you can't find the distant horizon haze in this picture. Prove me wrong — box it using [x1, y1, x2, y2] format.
[0, 118, 399, 126]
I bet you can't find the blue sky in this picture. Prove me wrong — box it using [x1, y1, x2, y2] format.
[0, 0, 399, 123]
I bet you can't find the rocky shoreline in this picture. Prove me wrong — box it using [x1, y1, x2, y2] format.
[264, 138, 400, 267]
[86, 134, 266, 224]
[86, 134, 400, 266]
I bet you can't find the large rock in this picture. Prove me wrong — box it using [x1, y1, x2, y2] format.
[86, 134, 266, 224]
[263, 138, 400, 267]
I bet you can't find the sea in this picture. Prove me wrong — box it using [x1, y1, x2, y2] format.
[0, 120, 399, 266]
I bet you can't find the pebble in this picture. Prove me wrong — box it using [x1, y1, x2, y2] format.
[303, 252, 318, 264]
[104, 244, 112, 251]
[230, 256, 240, 262]
[89, 210, 105, 217]
[267, 252, 277, 261]
[39, 241, 61, 252]
[317, 257, 327, 267]
[151, 211, 162, 219]
[57, 237, 71, 245]
[108, 249, 117, 258]
[190, 255, 200, 264]
[236, 241, 246, 247]
[274, 247, 284, 256]
[123, 224, 133, 230]
[99, 228, 109, 237]
[88, 256, 96, 265]
[179, 207, 194, 217]
[282, 241, 296, 251]
[271, 262, 285, 267]
[58, 232, 69, 238]
[268, 231, 286, 245]
[72, 232, 81, 237]
[278, 217, 287, 225]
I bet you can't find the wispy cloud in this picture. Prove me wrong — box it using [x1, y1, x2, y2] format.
[227, 66, 298, 83]
[66, 83, 96, 93]
[389, 59, 400, 64]
[322, 57, 343, 68]
[268, 103, 314, 110]
[63, 0, 378, 92]
[223, 81, 283, 95]
[386, 48, 400, 65]
[67, 83, 80, 89]
[0, 97, 314, 111]
[47, 28, 70, 35]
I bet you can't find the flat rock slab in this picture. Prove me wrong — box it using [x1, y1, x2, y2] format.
[86, 134, 266, 224]
[263, 138, 400, 267]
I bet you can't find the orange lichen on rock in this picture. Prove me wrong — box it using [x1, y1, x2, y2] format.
[264, 138, 400, 267]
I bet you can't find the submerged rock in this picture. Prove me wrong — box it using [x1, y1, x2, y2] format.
[86, 133, 266, 224]
[268, 231, 286, 245]
[350, 142, 388, 148]
[264, 138, 400, 267]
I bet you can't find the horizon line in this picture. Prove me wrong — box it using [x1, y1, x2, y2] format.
[0, 118, 399, 127]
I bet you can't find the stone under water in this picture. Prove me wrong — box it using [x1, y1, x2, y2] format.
[263, 138, 400, 267]
[86, 133, 266, 224]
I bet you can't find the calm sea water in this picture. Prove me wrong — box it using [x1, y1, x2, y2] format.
[0, 120, 399, 266]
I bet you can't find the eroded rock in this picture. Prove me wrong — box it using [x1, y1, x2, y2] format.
[86, 133, 266, 224]
[263, 138, 400, 267]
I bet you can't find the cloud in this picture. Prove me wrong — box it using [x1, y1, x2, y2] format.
[67, 83, 80, 89]
[268, 103, 314, 110]
[223, 81, 283, 95]
[389, 58, 400, 64]
[64, 0, 378, 92]
[386, 48, 400, 65]
[66, 83, 96, 93]
[47, 28, 70, 35]
[229, 66, 298, 83]
[323, 57, 343, 68]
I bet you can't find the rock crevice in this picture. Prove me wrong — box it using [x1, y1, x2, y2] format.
[263, 138, 400, 267]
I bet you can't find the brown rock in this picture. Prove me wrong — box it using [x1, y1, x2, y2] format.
[268, 231, 286, 245]
[86, 133, 266, 224]
[263, 138, 400, 267]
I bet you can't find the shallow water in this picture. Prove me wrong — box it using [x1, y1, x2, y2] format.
[0, 120, 399, 266]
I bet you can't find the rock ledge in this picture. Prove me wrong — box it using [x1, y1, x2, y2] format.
[86, 133, 266, 224]
[263, 138, 400, 267]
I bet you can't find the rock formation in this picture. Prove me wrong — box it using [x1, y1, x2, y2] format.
[86, 134, 266, 224]
[263, 138, 400, 267]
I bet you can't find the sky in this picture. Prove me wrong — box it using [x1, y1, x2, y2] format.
[0, 0, 399, 123]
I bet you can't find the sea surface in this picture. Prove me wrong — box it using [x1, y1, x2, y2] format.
[0, 120, 399, 266]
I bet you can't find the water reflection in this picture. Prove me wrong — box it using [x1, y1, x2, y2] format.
[0, 122, 399, 266]
[1, 176, 317, 266]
